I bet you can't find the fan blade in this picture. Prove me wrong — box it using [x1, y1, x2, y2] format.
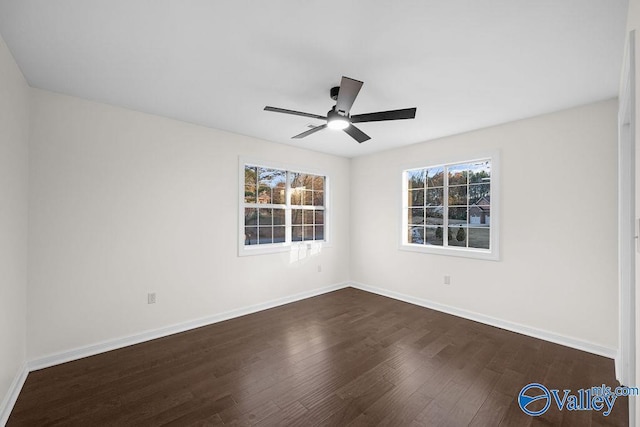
[335, 76, 363, 115]
[264, 106, 326, 121]
[292, 124, 327, 139]
[343, 124, 370, 143]
[351, 107, 417, 123]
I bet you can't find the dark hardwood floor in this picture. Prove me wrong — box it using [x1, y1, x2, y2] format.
[8, 288, 628, 426]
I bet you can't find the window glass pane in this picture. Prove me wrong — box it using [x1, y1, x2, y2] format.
[448, 207, 467, 225]
[304, 191, 313, 206]
[303, 226, 314, 241]
[259, 168, 286, 187]
[256, 168, 271, 204]
[426, 188, 443, 206]
[312, 176, 325, 191]
[315, 225, 324, 241]
[258, 208, 273, 225]
[448, 164, 468, 186]
[426, 226, 444, 246]
[245, 208, 257, 226]
[468, 160, 491, 184]
[409, 208, 424, 225]
[244, 187, 257, 204]
[244, 165, 257, 203]
[291, 172, 311, 206]
[258, 227, 273, 244]
[245, 227, 257, 245]
[448, 186, 467, 206]
[291, 189, 303, 205]
[469, 184, 490, 205]
[272, 182, 286, 204]
[468, 227, 490, 249]
[273, 209, 285, 226]
[291, 172, 312, 190]
[257, 186, 272, 204]
[409, 226, 424, 244]
[273, 226, 286, 243]
[408, 169, 425, 189]
[448, 226, 467, 247]
[257, 168, 286, 205]
[409, 189, 424, 207]
[425, 207, 443, 225]
[304, 210, 314, 224]
[292, 226, 303, 241]
[292, 209, 303, 225]
[313, 191, 324, 206]
[469, 206, 490, 226]
[427, 167, 444, 187]
[315, 210, 324, 225]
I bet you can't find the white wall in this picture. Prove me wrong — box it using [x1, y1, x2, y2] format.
[0, 34, 29, 417]
[351, 100, 619, 350]
[27, 93, 619, 361]
[625, 0, 640, 424]
[27, 89, 350, 360]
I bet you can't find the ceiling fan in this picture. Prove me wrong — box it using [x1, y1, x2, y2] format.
[264, 76, 417, 143]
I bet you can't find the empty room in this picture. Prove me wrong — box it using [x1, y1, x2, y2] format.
[1, 1, 639, 426]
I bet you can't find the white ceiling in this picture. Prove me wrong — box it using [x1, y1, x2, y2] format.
[0, 0, 629, 158]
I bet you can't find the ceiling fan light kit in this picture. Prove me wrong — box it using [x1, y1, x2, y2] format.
[326, 109, 350, 130]
[264, 76, 417, 144]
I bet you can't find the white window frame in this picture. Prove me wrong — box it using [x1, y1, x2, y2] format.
[400, 151, 500, 261]
[238, 157, 330, 257]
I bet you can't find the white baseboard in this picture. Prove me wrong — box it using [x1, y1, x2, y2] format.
[0, 362, 28, 426]
[2, 281, 618, 423]
[16, 280, 617, 412]
[27, 281, 617, 372]
[615, 352, 622, 384]
[349, 282, 617, 359]
[29, 282, 350, 371]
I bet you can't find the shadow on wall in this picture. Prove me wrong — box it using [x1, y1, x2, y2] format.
[289, 242, 322, 264]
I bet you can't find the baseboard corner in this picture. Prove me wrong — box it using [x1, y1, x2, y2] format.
[0, 361, 29, 426]
[348, 281, 617, 359]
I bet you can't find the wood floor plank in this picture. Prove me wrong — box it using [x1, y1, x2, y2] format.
[446, 367, 501, 425]
[468, 388, 515, 426]
[254, 400, 308, 426]
[289, 393, 348, 425]
[7, 288, 629, 426]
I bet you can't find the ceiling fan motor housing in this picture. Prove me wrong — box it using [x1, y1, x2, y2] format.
[330, 86, 340, 101]
[327, 107, 348, 121]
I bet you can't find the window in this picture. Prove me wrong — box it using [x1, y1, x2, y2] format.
[401, 154, 499, 260]
[240, 159, 327, 256]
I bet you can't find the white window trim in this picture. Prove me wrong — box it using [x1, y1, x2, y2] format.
[238, 157, 330, 257]
[399, 150, 500, 261]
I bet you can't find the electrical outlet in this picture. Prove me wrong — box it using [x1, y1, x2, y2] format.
[444, 275, 451, 285]
[317, 264, 322, 273]
[148, 293, 156, 304]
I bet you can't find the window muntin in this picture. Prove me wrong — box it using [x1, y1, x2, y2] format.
[403, 158, 495, 258]
[242, 163, 326, 254]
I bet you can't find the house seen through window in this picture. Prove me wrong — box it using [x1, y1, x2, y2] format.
[402, 157, 497, 259]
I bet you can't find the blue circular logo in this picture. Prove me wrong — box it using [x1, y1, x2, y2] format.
[518, 383, 551, 416]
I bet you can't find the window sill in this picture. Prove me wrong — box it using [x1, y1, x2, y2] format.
[239, 241, 329, 257]
[399, 243, 499, 261]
